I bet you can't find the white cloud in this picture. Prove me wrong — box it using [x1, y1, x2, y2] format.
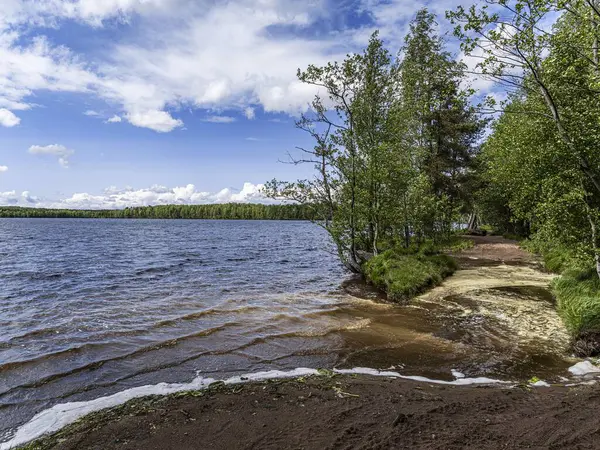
[202, 115, 236, 123]
[0, 182, 273, 209]
[244, 107, 255, 120]
[21, 191, 37, 203]
[83, 110, 99, 116]
[245, 137, 259, 141]
[0, 190, 19, 205]
[28, 144, 75, 168]
[0, 0, 337, 132]
[5, 0, 176, 28]
[126, 110, 183, 132]
[0, 165, 8, 172]
[106, 115, 122, 123]
[0, 0, 494, 134]
[0, 109, 20, 127]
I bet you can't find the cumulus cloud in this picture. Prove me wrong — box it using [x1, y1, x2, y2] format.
[126, 110, 183, 132]
[244, 107, 256, 120]
[0, 109, 20, 127]
[0, 0, 486, 134]
[106, 115, 122, 123]
[0, 190, 19, 205]
[0, 0, 335, 132]
[0, 165, 7, 172]
[21, 191, 37, 203]
[202, 115, 236, 123]
[0, 182, 272, 209]
[83, 110, 99, 116]
[28, 144, 75, 168]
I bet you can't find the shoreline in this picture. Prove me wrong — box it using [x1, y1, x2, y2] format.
[7, 236, 597, 449]
[15, 372, 600, 450]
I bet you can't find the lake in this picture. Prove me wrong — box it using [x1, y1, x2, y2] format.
[0, 219, 576, 442]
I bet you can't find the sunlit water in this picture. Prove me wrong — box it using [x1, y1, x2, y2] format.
[0, 219, 577, 441]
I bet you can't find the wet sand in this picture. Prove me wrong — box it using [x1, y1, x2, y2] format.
[17, 236, 600, 449]
[23, 375, 600, 450]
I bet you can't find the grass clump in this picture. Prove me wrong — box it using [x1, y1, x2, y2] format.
[553, 267, 600, 356]
[363, 248, 458, 302]
[522, 239, 584, 273]
[526, 237, 600, 355]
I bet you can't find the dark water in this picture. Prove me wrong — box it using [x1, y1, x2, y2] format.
[0, 219, 355, 439]
[0, 219, 576, 441]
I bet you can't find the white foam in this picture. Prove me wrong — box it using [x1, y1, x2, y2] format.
[531, 380, 551, 387]
[332, 367, 510, 386]
[452, 370, 466, 379]
[568, 361, 600, 376]
[0, 368, 319, 450]
[566, 380, 598, 387]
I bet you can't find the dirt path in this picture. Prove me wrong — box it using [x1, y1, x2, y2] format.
[452, 235, 537, 267]
[17, 237, 600, 450]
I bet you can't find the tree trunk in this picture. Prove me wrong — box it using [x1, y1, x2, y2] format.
[587, 213, 600, 280]
[584, 189, 600, 280]
[467, 213, 479, 231]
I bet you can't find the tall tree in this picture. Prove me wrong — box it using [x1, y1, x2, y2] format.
[266, 13, 482, 272]
[400, 10, 484, 238]
[448, 0, 600, 275]
[265, 32, 396, 272]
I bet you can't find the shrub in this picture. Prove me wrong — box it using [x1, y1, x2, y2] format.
[363, 250, 458, 302]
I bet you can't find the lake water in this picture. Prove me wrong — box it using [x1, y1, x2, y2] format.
[0, 219, 578, 442]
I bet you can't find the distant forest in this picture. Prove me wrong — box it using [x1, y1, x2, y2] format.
[0, 204, 314, 220]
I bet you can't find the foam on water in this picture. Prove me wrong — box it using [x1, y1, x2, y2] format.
[568, 361, 600, 376]
[0, 367, 510, 449]
[333, 367, 511, 386]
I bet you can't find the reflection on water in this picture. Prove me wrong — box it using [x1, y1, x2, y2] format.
[0, 219, 575, 442]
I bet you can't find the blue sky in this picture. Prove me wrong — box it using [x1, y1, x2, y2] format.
[0, 0, 478, 208]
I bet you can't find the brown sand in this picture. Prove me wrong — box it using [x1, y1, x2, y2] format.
[30, 375, 600, 450]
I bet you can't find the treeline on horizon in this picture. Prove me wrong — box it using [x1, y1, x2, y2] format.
[0, 203, 315, 220]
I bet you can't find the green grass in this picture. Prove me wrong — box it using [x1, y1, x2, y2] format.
[363, 248, 458, 302]
[526, 239, 600, 355]
[521, 239, 582, 273]
[441, 236, 475, 253]
[553, 267, 600, 340]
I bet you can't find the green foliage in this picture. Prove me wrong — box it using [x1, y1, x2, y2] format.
[267, 10, 483, 274]
[363, 249, 457, 302]
[523, 238, 590, 273]
[441, 236, 475, 252]
[449, 0, 600, 271]
[0, 204, 315, 221]
[554, 268, 600, 337]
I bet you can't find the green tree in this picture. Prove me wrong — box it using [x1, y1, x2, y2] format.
[448, 0, 600, 275]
